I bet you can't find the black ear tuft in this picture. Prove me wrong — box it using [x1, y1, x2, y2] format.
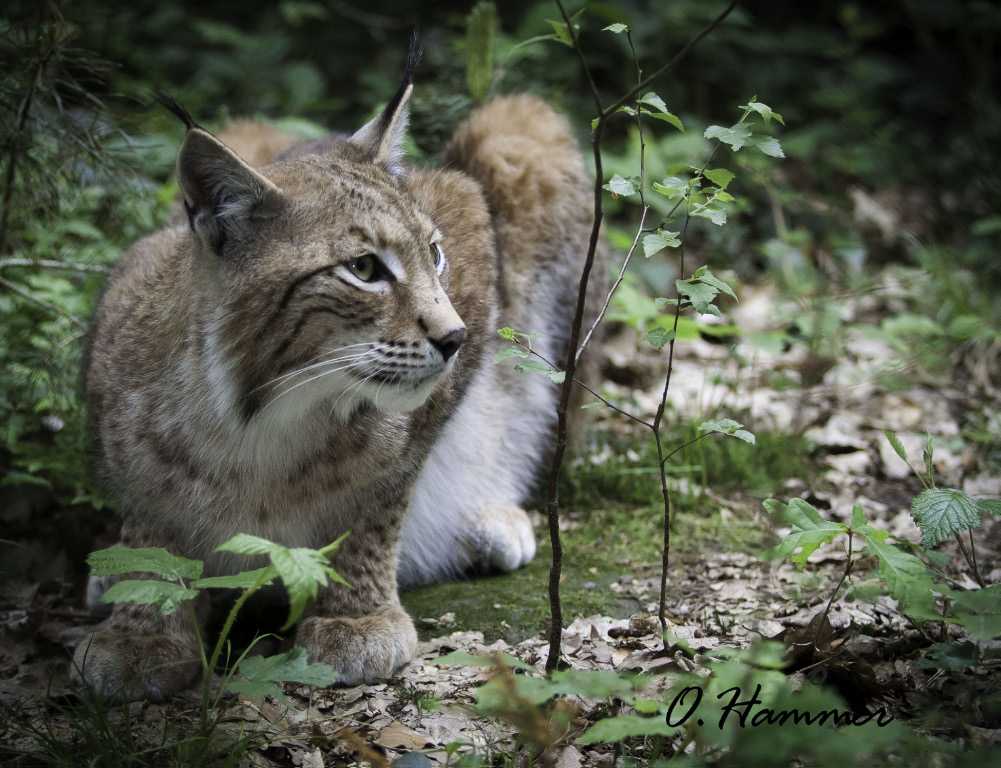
[149, 90, 201, 132]
[347, 35, 423, 175]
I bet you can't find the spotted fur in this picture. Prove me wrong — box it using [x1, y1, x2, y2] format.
[76, 71, 603, 700]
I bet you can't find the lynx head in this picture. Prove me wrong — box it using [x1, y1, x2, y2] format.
[158, 47, 466, 425]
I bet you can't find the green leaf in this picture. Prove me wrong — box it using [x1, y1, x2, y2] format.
[217, 533, 278, 557]
[643, 328, 675, 350]
[857, 526, 940, 621]
[704, 123, 752, 151]
[273, 546, 349, 631]
[493, 345, 529, 364]
[703, 168, 735, 190]
[675, 279, 719, 315]
[637, 93, 684, 132]
[652, 176, 688, 199]
[604, 174, 637, 197]
[950, 586, 1001, 641]
[699, 418, 754, 444]
[693, 206, 727, 226]
[230, 646, 337, 706]
[749, 135, 784, 158]
[580, 714, 679, 744]
[514, 359, 564, 383]
[911, 488, 983, 548]
[87, 547, 203, 581]
[580, 402, 605, 410]
[643, 231, 681, 258]
[100, 579, 199, 615]
[762, 498, 846, 568]
[882, 431, 909, 463]
[433, 650, 534, 671]
[466, 1, 498, 103]
[696, 267, 737, 301]
[603, 23, 629, 34]
[743, 101, 785, 125]
[976, 499, 1001, 516]
[193, 567, 275, 590]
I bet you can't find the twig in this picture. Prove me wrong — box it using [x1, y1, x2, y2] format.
[576, 205, 649, 363]
[0, 274, 85, 329]
[547, 0, 740, 670]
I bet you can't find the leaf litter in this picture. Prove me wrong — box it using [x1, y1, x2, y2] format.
[1, 281, 1000, 764]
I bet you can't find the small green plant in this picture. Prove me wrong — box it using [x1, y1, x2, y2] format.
[493, 5, 784, 670]
[763, 430, 1001, 716]
[81, 534, 346, 751]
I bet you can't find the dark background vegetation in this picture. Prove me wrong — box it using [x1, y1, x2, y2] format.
[1, 0, 999, 594]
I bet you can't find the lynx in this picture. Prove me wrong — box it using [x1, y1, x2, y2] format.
[76, 51, 603, 701]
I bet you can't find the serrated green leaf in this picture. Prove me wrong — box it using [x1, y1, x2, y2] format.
[976, 499, 1001, 516]
[497, 327, 517, 340]
[950, 585, 1001, 641]
[882, 431, 908, 463]
[762, 498, 847, 568]
[100, 579, 199, 615]
[643, 328, 675, 350]
[493, 345, 529, 364]
[749, 135, 784, 158]
[217, 533, 278, 557]
[675, 279, 719, 315]
[699, 418, 755, 444]
[643, 231, 681, 258]
[643, 110, 685, 132]
[234, 646, 337, 697]
[225, 679, 288, 705]
[850, 505, 867, 530]
[744, 101, 785, 125]
[911, 488, 983, 548]
[651, 175, 688, 199]
[703, 168, 735, 190]
[272, 546, 346, 631]
[604, 174, 637, 197]
[603, 22, 628, 33]
[693, 206, 727, 226]
[704, 123, 752, 151]
[857, 527, 939, 621]
[696, 268, 737, 301]
[580, 713, 679, 744]
[514, 359, 553, 375]
[87, 547, 203, 581]
[193, 567, 275, 590]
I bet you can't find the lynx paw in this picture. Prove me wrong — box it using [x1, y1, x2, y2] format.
[471, 502, 536, 574]
[71, 630, 200, 702]
[295, 607, 417, 686]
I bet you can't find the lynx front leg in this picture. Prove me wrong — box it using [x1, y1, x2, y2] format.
[295, 523, 417, 685]
[72, 596, 204, 702]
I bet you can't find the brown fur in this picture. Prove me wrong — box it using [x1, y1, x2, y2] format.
[76, 87, 604, 701]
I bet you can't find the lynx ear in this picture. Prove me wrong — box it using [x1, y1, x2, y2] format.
[176, 129, 283, 257]
[349, 37, 422, 176]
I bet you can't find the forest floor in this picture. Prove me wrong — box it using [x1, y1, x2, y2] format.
[1, 275, 999, 766]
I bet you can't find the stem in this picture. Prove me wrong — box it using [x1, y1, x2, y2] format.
[544, 0, 609, 673]
[955, 532, 986, 589]
[576, 205, 649, 362]
[824, 531, 855, 617]
[200, 569, 273, 730]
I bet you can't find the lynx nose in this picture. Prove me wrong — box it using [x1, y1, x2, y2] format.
[430, 327, 466, 362]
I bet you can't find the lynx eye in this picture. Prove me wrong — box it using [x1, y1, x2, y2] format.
[347, 254, 380, 282]
[430, 242, 444, 275]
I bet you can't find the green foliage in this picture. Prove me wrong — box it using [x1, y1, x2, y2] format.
[764, 432, 1001, 645]
[226, 646, 336, 705]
